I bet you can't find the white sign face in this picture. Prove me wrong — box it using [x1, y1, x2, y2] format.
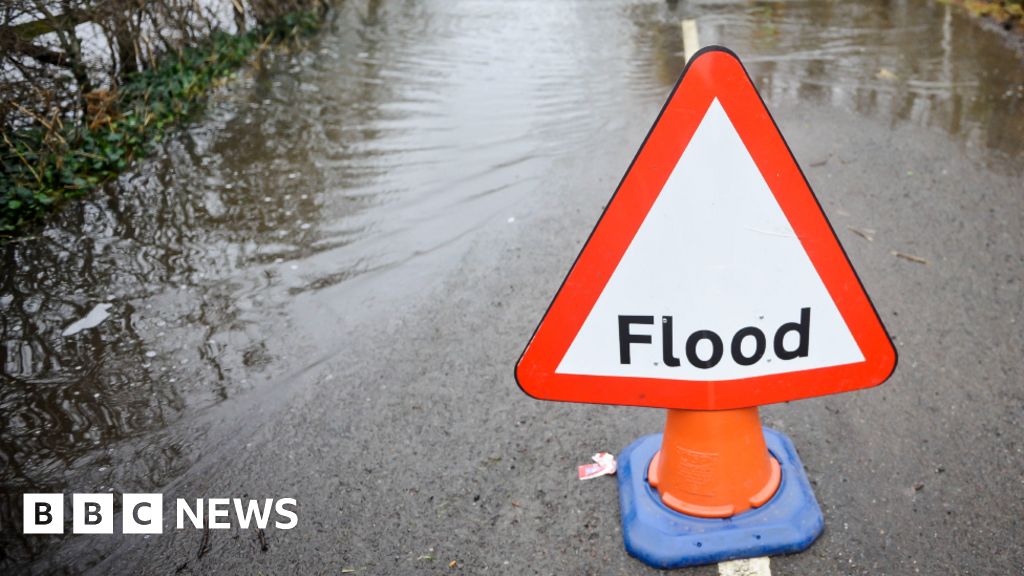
[556, 99, 864, 381]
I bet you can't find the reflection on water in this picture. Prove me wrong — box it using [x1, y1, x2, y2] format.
[695, 0, 1024, 158]
[0, 0, 1020, 570]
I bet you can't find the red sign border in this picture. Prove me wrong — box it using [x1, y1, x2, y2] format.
[515, 46, 897, 411]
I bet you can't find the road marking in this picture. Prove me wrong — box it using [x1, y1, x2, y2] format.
[718, 557, 772, 576]
[681, 19, 700, 62]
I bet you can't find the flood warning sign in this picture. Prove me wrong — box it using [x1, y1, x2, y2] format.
[515, 48, 895, 410]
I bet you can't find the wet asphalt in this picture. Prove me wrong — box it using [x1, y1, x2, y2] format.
[88, 85, 1024, 576]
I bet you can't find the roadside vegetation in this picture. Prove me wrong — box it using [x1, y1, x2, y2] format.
[939, 0, 1024, 33]
[0, 0, 328, 235]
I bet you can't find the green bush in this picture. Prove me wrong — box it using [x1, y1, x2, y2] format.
[0, 11, 322, 234]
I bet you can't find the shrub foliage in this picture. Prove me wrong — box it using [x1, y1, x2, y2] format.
[0, 1, 326, 233]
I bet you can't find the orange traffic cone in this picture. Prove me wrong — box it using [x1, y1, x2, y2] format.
[647, 407, 781, 518]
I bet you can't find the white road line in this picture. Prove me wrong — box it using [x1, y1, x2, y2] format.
[681, 19, 700, 62]
[718, 557, 772, 576]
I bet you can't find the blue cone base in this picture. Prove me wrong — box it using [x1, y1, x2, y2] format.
[616, 428, 824, 569]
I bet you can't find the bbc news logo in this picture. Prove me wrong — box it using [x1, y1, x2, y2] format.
[22, 494, 297, 534]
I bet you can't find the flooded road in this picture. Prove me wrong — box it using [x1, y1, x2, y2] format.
[2, 0, 1022, 572]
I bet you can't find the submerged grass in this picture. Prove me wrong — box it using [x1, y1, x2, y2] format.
[0, 11, 322, 235]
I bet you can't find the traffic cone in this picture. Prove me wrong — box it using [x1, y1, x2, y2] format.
[647, 407, 781, 518]
[617, 411, 823, 567]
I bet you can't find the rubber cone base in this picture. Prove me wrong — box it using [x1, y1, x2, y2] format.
[617, 428, 824, 569]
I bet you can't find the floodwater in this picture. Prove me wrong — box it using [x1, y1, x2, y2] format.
[1, 0, 1021, 570]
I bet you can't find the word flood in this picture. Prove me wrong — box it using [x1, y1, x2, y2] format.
[618, 308, 810, 369]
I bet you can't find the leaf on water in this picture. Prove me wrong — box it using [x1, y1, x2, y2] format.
[61, 303, 113, 336]
[876, 68, 898, 80]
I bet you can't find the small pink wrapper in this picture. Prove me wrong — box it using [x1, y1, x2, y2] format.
[577, 452, 617, 480]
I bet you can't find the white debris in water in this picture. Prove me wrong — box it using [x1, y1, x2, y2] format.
[145, 351, 157, 358]
[61, 303, 113, 337]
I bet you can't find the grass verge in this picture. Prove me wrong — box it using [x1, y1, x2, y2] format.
[0, 11, 322, 235]
[938, 0, 1024, 33]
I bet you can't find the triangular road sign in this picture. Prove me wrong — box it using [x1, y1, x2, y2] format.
[516, 47, 896, 411]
